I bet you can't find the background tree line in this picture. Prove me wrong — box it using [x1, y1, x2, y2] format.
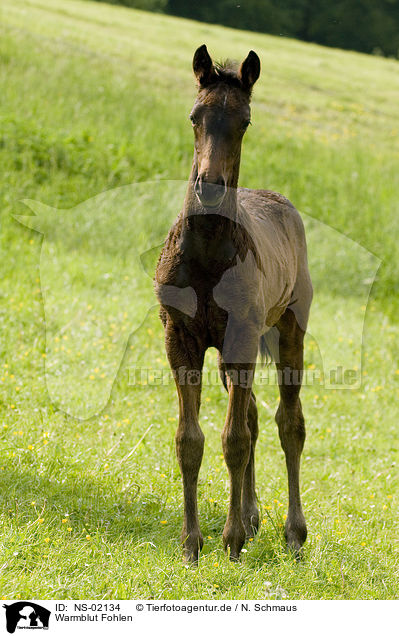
[94, 0, 399, 58]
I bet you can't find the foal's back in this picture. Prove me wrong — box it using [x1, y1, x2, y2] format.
[230, 187, 312, 331]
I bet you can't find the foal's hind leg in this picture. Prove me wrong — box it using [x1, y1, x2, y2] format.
[218, 354, 259, 538]
[165, 321, 205, 563]
[275, 309, 307, 554]
[241, 393, 259, 537]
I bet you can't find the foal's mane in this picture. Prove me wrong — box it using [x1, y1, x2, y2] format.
[212, 59, 242, 89]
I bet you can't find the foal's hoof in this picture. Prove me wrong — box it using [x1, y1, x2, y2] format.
[182, 532, 203, 565]
[242, 507, 259, 539]
[223, 522, 246, 561]
[284, 515, 307, 559]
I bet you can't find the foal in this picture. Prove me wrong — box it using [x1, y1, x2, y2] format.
[155, 45, 312, 562]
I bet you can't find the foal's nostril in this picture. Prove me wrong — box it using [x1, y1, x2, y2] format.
[215, 176, 226, 189]
[194, 176, 202, 196]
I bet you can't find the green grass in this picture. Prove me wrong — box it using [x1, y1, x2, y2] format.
[0, 0, 398, 599]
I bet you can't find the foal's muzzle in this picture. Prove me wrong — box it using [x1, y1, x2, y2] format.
[194, 175, 227, 209]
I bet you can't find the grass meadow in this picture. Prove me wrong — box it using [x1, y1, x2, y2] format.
[0, 0, 398, 599]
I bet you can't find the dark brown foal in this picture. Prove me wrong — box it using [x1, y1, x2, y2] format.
[155, 45, 312, 562]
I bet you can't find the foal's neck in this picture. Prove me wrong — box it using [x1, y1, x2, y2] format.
[178, 154, 242, 268]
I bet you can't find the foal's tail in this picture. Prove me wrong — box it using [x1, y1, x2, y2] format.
[259, 333, 272, 364]
[259, 328, 279, 364]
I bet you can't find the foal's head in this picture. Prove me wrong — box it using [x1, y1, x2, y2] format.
[190, 45, 260, 209]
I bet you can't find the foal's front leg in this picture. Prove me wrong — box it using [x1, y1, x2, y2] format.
[218, 354, 259, 538]
[165, 322, 205, 563]
[221, 364, 254, 560]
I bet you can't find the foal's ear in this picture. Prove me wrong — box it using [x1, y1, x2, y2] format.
[193, 44, 216, 87]
[238, 50, 261, 92]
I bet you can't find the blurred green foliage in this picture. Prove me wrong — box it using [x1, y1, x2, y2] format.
[92, 0, 399, 58]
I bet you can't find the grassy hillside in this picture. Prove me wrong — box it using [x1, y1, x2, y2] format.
[0, 0, 398, 599]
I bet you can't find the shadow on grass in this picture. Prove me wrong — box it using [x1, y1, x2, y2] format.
[0, 465, 287, 564]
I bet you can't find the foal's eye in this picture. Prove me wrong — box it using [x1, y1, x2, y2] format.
[189, 114, 197, 126]
[243, 119, 251, 130]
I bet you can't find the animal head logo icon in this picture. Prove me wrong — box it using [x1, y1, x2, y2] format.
[3, 602, 50, 633]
